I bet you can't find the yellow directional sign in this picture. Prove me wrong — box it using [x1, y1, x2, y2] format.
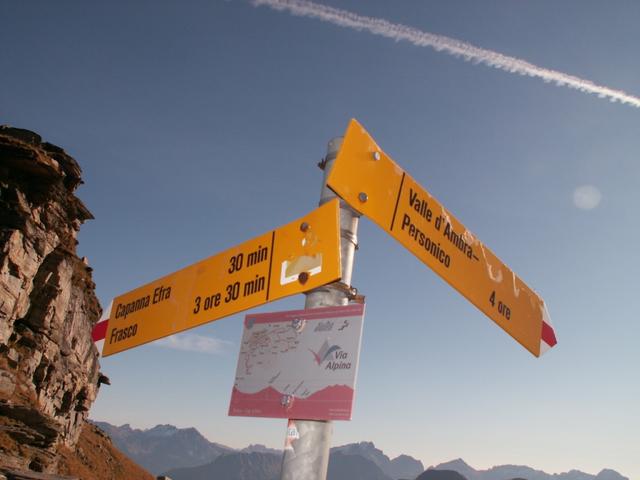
[327, 119, 556, 357]
[102, 199, 342, 357]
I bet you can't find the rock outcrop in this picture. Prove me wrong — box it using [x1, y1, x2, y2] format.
[0, 126, 103, 474]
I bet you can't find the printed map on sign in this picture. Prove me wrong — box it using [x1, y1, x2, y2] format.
[229, 304, 364, 421]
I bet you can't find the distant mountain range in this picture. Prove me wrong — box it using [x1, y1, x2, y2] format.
[417, 471, 468, 480]
[164, 442, 422, 480]
[92, 421, 628, 480]
[93, 422, 423, 479]
[332, 441, 424, 479]
[165, 451, 281, 480]
[92, 421, 232, 475]
[430, 458, 629, 480]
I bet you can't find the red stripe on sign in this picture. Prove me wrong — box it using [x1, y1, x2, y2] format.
[541, 321, 557, 347]
[92, 320, 108, 342]
[245, 303, 364, 327]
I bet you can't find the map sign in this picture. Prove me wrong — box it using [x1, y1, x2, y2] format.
[100, 199, 342, 357]
[229, 304, 365, 421]
[327, 119, 557, 357]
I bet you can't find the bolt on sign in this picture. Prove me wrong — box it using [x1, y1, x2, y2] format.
[229, 304, 365, 421]
[100, 199, 342, 357]
[327, 119, 557, 357]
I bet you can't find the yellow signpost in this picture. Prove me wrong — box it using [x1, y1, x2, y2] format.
[328, 119, 556, 357]
[101, 199, 342, 357]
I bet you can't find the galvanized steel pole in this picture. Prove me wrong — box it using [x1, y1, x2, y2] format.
[279, 136, 360, 480]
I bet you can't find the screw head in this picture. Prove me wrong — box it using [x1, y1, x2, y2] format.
[298, 272, 309, 284]
[358, 192, 368, 203]
[373, 151, 381, 161]
[300, 222, 310, 232]
[291, 318, 305, 332]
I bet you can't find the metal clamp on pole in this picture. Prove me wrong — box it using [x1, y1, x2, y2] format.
[330, 282, 365, 304]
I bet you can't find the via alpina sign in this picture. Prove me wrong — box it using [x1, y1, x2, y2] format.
[229, 304, 365, 421]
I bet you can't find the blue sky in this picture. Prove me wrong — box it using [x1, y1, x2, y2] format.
[2, 0, 639, 477]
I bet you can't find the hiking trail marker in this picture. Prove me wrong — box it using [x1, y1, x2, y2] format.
[98, 199, 342, 357]
[327, 119, 556, 357]
[229, 304, 365, 421]
[90, 119, 558, 480]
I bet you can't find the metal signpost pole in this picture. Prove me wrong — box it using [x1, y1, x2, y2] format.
[280, 136, 360, 480]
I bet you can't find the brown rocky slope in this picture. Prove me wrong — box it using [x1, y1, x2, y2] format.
[0, 126, 150, 479]
[57, 422, 153, 480]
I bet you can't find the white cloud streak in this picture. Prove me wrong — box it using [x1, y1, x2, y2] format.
[253, 0, 640, 108]
[154, 333, 233, 355]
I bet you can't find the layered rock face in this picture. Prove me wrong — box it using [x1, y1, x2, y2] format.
[0, 127, 102, 473]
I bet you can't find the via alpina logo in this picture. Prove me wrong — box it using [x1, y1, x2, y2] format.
[309, 339, 341, 365]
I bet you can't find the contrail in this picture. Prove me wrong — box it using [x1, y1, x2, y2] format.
[253, 0, 640, 108]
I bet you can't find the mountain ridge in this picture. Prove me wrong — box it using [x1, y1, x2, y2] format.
[93, 420, 629, 480]
[92, 420, 233, 475]
[431, 458, 630, 480]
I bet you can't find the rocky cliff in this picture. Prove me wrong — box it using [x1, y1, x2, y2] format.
[0, 126, 104, 474]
